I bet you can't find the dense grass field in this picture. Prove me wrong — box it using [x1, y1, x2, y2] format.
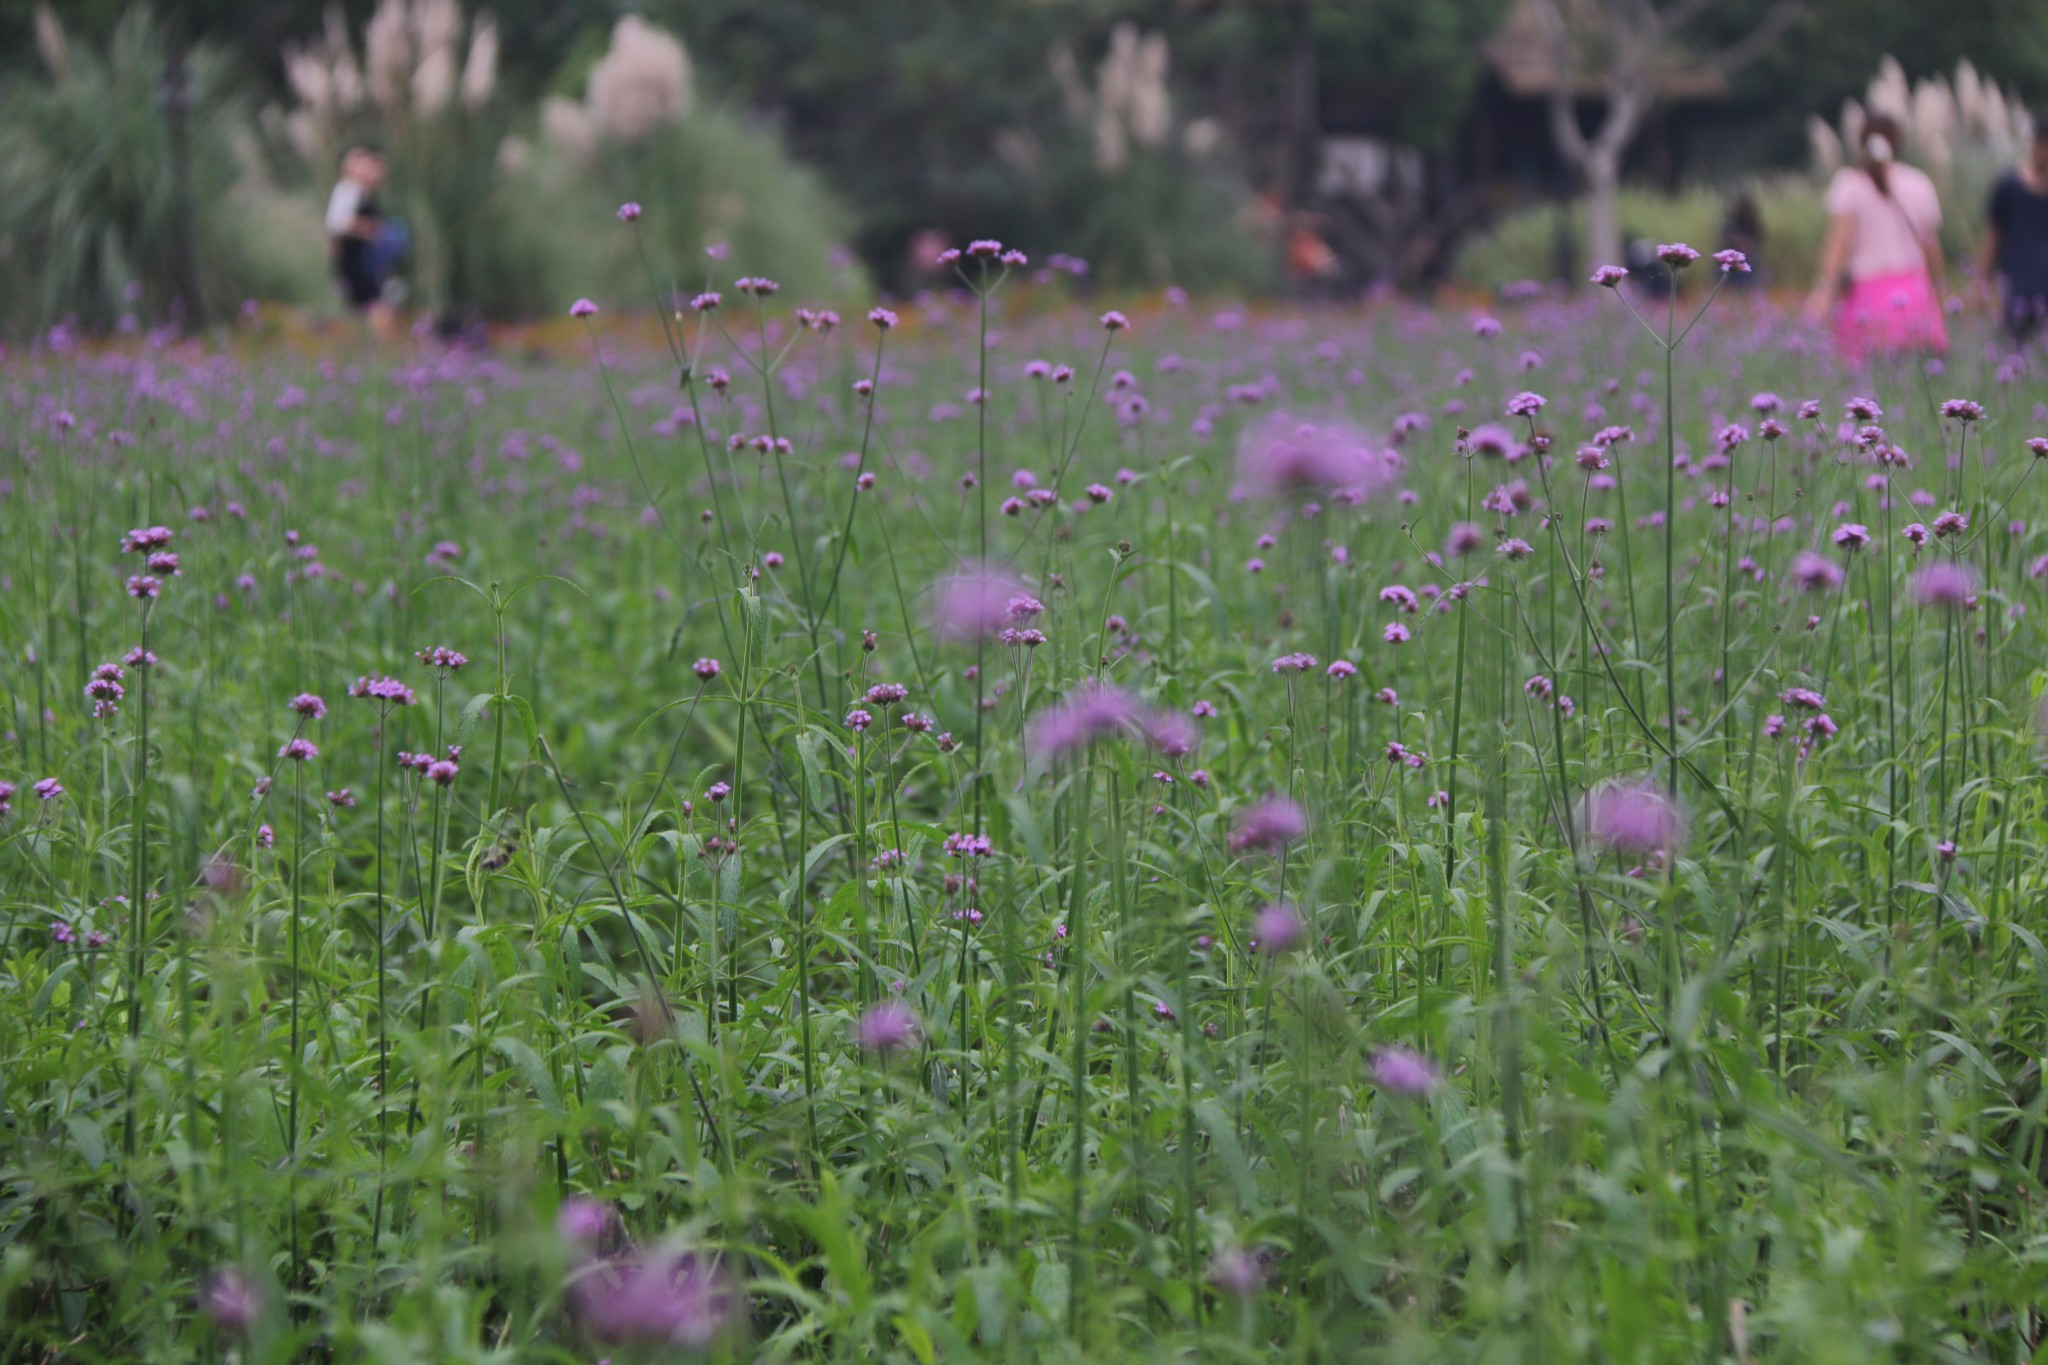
[6, 248, 2048, 1362]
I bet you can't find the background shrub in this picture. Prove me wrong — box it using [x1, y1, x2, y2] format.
[0, 9, 291, 333]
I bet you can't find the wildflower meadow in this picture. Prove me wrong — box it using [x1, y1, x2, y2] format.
[9, 238, 2048, 1363]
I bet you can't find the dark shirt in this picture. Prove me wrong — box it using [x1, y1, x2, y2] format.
[1989, 173, 2048, 297]
[337, 193, 381, 281]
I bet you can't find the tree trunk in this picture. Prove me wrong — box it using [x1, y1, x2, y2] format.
[1585, 148, 1623, 274]
[1285, 1, 1319, 207]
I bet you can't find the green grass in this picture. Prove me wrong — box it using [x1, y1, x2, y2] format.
[3, 264, 2048, 1362]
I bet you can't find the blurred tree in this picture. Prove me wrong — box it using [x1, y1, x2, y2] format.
[654, 0, 1066, 280]
[649, 0, 1509, 279]
[1532, 0, 1795, 270]
[1, 0, 348, 79]
[0, 7, 254, 329]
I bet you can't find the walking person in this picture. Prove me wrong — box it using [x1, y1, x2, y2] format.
[1980, 124, 2048, 347]
[1805, 114, 1948, 364]
[327, 146, 396, 340]
[1718, 191, 1765, 287]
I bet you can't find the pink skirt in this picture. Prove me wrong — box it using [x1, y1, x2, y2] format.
[1835, 269, 1948, 364]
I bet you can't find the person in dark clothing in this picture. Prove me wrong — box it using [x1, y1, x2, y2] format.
[1718, 192, 1764, 286]
[327, 146, 395, 338]
[1982, 127, 2048, 345]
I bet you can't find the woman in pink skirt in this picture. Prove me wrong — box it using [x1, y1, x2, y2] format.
[1805, 114, 1948, 364]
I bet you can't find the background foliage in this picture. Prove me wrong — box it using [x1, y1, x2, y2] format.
[3, 0, 2048, 319]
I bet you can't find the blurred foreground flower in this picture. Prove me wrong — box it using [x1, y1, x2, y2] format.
[1581, 780, 1686, 859]
[1372, 1047, 1440, 1097]
[569, 1247, 737, 1350]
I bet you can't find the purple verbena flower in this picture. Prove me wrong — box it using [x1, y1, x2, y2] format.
[1582, 780, 1685, 857]
[198, 1268, 262, 1332]
[1372, 1046, 1440, 1096]
[1235, 413, 1383, 499]
[1228, 796, 1307, 855]
[856, 999, 919, 1056]
[1912, 561, 1975, 607]
[1253, 902, 1305, 956]
[569, 1249, 738, 1349]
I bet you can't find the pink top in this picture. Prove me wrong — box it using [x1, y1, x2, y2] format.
[1825, 164, 1942, 282]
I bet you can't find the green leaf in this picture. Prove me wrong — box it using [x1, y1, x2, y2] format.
[492, 1037, 561, 1113]
[453, 691, 492, 746]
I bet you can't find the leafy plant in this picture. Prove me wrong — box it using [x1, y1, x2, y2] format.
[0, 7, 268, 332]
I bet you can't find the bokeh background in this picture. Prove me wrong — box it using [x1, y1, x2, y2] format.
[3, 0, 2045, 334]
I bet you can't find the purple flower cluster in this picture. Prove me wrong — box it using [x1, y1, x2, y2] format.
[350, 676, 419, 707]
